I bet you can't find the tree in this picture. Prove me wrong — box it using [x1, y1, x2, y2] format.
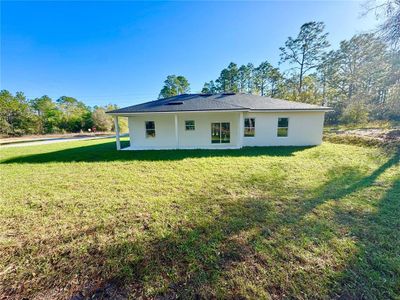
[319, 33, 396, 123]
[279, 21, 330, 94]
[245, 63, 256, 94]
[96, 104, 128, 132]
[254, 61, 273, 96]
[30, 95, 61, 133]
[335, 34, 390, 104]
[237, 64, 250, 93]
[216, 62, 239, 93]
[0, 90, 37, 135]
[56, 96, 92, 132]
[216, 68, 229, 92]
[92, 107, 113, 131]
[297, 75, 323, 104]
[280, 73, 303, 101]
[201, 80, 217, 94]
[365, 0, 400, 49]
[317, 51, 340, 106]
[381, 51, 400, 119]
[268, 67, 284, 97]
[253, 61, 283, 97]
[158, 75, 190, 99]
[187, 22, 399, 125]
[227, 62, 239, 92]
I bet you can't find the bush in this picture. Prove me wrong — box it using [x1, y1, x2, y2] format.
[340, 102, 369, 124]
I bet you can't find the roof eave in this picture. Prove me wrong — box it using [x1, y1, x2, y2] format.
[106, 108, 249, 115]
[249, 108, 333, 112]
[107, 107, 333, 115]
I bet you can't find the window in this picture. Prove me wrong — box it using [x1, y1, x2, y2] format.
[185, 120, 195, 131]
[277, 118, 288, 137]
[244, 118, 255, 137]
[145, 121, 155, 138]
[211, 122, 230, 143]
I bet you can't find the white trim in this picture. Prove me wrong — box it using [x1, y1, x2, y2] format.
[247, 109, 332, 112]
[108, 108, 331, 117]
[123, 145, 242, 151]
[238, 112, 244, 147]
[114, 116, 121, 150]
[174, 114, 179, 148]
[107, 109, 247, 116]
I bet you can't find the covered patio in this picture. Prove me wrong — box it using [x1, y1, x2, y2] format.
[113, 112, 244, 151]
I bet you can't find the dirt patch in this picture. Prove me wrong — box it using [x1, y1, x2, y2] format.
[327, 127, 400, 144]
[335, 128, 400, 142]
[324, 127, 400, 151]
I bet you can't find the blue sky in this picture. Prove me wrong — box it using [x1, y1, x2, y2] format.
[1, 1, 378, 107]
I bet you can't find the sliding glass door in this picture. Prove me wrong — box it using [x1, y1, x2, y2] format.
[211, 122, 230, 144]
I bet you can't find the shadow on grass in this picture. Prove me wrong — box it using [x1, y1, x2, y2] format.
[99, 196, 275, 299]
[1, 140, 312, 164]
[81, 150, 398, 299]
[3, 146, 398, 299]
[295, 149, 399, 219]
[333, 179, 400, 299]
[290, 148, 399, 299]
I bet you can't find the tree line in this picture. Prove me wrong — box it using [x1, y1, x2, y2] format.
[0, 90, 125, 136]
[199, 22, 399, 124]
[2, 3, 398, 136]
[159, 20, 399, 125]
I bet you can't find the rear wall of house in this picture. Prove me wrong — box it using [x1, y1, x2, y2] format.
[242, 111, 325, 147]
[127, 110, 325, 149]
[128, 112, 241, 150]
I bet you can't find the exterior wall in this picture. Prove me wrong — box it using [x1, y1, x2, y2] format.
[242, 111, 325, 147]
[128, 114, 176, 149]
[127, 110, 325, 150]
[128, 112, 241, 150]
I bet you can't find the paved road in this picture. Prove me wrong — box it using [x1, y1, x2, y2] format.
[0, 135, 122, 148]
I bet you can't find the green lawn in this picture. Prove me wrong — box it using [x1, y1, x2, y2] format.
[0, 139, 399, 299]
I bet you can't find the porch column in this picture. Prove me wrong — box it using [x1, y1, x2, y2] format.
[114, 115, 121, 150]
[174, 114, 179, 149]
[238, 112, 244, 148]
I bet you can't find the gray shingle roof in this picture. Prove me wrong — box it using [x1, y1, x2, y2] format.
[107, 93, 331, 114]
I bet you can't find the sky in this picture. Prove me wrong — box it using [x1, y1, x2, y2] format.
[1, 1, 379, 107]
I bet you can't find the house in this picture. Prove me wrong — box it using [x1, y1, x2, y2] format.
[106, 93, 332, 150]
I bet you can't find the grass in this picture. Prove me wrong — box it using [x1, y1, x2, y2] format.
[0, 138, 399, 299]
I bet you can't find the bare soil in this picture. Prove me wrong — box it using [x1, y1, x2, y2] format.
[333, 127, 400, 142]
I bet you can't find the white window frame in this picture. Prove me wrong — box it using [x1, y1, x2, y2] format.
[244, 118, 255, 137]
[211, 122, 230, 144]
[277, 117, 289, 138]
[145, 121, 156, 138]
[185, 120, 195, 131]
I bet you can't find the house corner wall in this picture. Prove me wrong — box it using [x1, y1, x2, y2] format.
[242, 111, 325, 147]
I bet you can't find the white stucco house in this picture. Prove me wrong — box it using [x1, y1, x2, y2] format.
[107, 93, 331, 150]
